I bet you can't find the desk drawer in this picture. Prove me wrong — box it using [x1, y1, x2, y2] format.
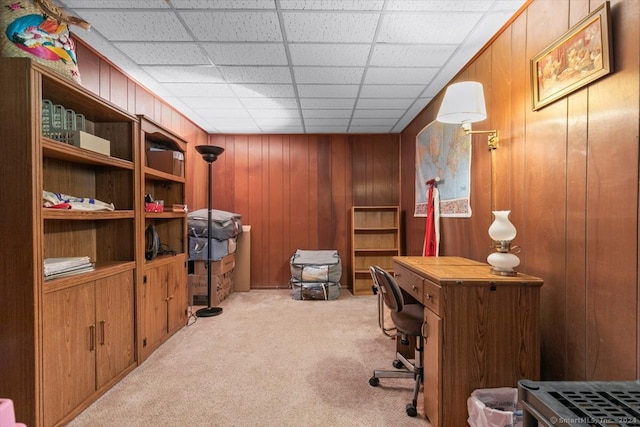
[423, 279, 441, 316]
[393, 263, 424, 303]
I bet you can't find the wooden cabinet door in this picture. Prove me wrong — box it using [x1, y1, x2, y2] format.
[139, 264, 169, 360]
[42, 283, 96, 427]
[423, 308, 442, 427]
[166, 257, 187, 334]
[95, 271, 135, 389]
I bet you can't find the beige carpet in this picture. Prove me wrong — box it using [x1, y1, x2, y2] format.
[67, 289, 431, 427]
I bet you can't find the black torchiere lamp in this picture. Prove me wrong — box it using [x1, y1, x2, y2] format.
[195, 145, 225, 317]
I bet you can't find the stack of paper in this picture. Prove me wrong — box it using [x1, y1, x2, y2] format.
[44, 256, 94, 280]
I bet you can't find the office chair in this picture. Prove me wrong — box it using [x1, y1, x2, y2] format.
[368, 265, 424, 417]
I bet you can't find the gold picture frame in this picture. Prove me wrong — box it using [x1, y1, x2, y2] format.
[531, 1, 612, 111]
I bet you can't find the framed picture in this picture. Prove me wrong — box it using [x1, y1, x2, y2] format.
[531, 1, 612, 111]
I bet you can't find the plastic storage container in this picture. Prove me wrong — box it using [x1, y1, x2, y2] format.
[468, 387, 523, 427]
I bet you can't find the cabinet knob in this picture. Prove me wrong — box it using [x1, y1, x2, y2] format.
[426, 293, 432, 301]
[412, 285, 417, 291]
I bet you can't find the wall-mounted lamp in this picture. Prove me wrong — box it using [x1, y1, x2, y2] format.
[436, 81, 499, 150]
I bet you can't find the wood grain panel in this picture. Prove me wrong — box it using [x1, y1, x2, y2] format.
[268, 135, 288, 286]
[399, 0, 639, 382]
[99, 59, 110, 101]
[109, 68, 128, 112]
[192, 134, 398, 289]
[584, 0, 638, 379]
[566, 87, 589, 380]
[524, 0, 569, 381]
[75, 42, 100, 95]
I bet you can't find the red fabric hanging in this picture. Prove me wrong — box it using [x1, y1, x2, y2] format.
[423, 180, 437, 256]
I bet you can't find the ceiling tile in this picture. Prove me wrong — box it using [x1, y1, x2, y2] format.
[60, 0, 168, 8]
[62, 1, 527, 133]
[350, 117, 398, 126]
[370, 44, 456, 67]
[305, 118, 350, 126]
[299, 98, 356, 109]
[163, 83, 236, 97]
[193, 108, 253, 119]
[170, 0, 276, 9]
[242, 98, 299, 109]
[202, 43, 288, 65]
[181, 97, 244, 109]
[216, 123, 262, 133]
[141, 66, 224, 83]
[115, 42, 210, 65]
[359, 85, 425, 98]
[378, 13, 482, 44]
[383, 0, 494, 12]
[352, 109, 404, 119]
[232, 84, 296, 98]
[355, 98, 414, 109]
[289, 44, 370, 66]
[249, 109, 300, 119]
[283, 12, 379, 42]
[294, 67, 364, 84]
[492, 1, 529, 12]
[296, 85, 360, 98]
[218, 66, 292, 84]
[302, 109, 353, 119]
[74, 11, 190, 41]
[280, 0, 384, 10]
[180, 11, 282, 42]
[254, 117, 302, 127]
[364, 67, 438, 85]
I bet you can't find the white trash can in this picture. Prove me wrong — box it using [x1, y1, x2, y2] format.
[467, 387, 523, 427]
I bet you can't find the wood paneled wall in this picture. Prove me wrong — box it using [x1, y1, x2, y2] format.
[74, 42, 399, 292]
[74, 40, 400, 290]
[190, 134, 399, 289]
[75, 43, 210, 153]
[401, 0, 639, 381]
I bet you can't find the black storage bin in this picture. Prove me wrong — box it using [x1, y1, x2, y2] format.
[518, 380, 640, 426]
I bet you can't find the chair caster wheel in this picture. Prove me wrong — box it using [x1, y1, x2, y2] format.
[369, 377, 379, 387]
[393, 359, 404, 369]
[406, 403, 417, 417]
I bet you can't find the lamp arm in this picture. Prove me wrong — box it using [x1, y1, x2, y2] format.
[461, 125, 499, 150]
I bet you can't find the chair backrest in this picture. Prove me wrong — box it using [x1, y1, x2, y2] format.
[369, 265, 404, 313]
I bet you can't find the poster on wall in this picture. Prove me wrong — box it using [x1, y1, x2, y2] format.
[415, 120, 472, 218]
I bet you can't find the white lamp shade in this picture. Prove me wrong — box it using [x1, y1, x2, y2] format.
[488, 210, 517, 241]
[436, 81, 487, 124]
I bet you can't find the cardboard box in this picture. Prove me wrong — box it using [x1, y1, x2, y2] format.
[192, 253, 235, 276]
[234, 225, 251, 291]
[147, 150, 184, 177]
[188, 273, 220, 307]
[188, 271, 234, 306]
[72, 131, 110, 156]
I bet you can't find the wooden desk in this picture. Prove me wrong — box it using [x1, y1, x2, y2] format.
[392, 256, 543, 427]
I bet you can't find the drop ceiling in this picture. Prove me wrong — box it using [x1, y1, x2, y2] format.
[59, 0, 527, 134]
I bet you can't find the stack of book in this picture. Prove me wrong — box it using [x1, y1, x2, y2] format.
[44, 256, 94, 280]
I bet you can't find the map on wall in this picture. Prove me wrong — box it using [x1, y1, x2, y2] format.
[415, 120, 472, 217]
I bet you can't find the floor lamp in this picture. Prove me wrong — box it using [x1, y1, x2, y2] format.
[195, 145, 224, 318]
